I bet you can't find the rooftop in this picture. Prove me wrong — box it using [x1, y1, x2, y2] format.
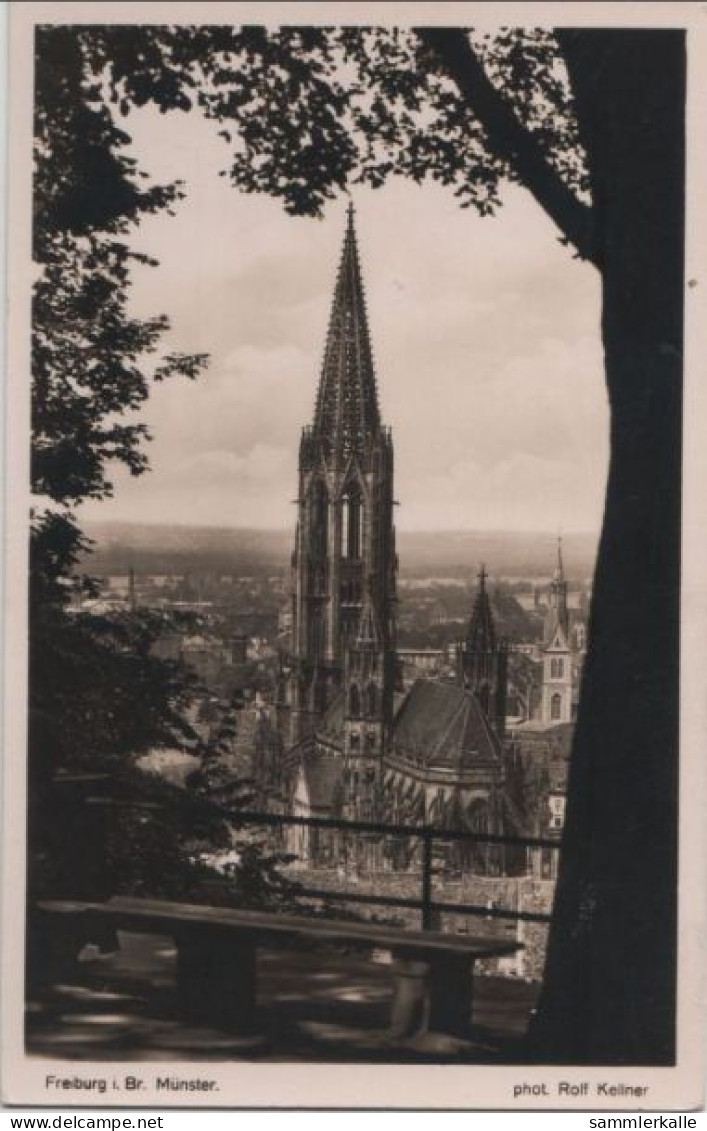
[392, 679, 502, 769]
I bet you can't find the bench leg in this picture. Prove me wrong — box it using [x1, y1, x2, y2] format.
[389, 958, 430, 1038]
[27, 910, 100, 990]
[389, 953, 474, 1041]
[176, 930, 258, 1037]
[427, 954, 474, 1039]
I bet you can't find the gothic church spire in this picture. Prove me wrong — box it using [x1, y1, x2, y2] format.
[287, 206, 396, 746]
[459, 563, 507, 741]
[466, 564, 496, 656]
[547, 536, 570, 642]
[313, 203, 380, 461]
[553, 535, 565, 583]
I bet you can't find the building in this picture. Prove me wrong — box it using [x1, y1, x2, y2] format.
[381, 580, 509, 848]
[275, 207, 510, 860]
[504, 721, 571, 880]
[277, 204, 396, 809]
[540, 539, 573, 724]
[457, 565, 508, 740]
[499, 540, 588, 728]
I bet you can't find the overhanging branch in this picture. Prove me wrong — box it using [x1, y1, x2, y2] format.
[416, 28, 599, 268]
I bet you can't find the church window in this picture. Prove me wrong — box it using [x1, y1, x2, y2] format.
[309, 481, 328, 559]
[366, 731, 377, 751]
[313, 679, 328, 713]
[366, 683, 378, 717]
[551, 658, 564, 678]
[342, 486, 363, 560]
[477, 681, 491, 714]
[349, 732, 360, 752]
[308, 607, 326, 658]
[551, 692, 562, 720]
[469, 799, 489, 833]
[348, 684, 361, 717]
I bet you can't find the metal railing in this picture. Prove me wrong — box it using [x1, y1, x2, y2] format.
[82, 789, 561, 933]
[219, 808, 561, 931]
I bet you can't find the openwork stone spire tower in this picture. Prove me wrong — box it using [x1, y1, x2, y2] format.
[312, 202, 380, 461]
[286, 205, 397, 747]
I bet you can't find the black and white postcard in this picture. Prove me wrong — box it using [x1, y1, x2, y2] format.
[2, 0, 706, 1111]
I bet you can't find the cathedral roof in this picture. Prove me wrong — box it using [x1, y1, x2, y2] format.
[312, 203, 381, 461]
[391, 679, 502, 770]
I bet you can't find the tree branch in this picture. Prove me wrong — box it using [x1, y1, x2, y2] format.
[416, 27, 599, 268]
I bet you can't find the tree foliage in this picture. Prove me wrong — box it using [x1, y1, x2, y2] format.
[51, 25, 587, 230]
[34, 27, 207, 510]
[31, 25, 211, 902]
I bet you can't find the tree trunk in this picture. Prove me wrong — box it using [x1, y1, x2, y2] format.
[530, 30, 684, 1064]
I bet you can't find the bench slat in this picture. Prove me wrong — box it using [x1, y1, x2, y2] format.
[37, 897, 520, 959]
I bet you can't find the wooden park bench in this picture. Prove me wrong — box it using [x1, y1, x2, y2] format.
[34, 896, 521, 1045]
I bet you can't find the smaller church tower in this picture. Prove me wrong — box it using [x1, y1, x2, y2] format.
[458, 565, 508, 741]
[541, 539, 573, 724]
[545, 536, 569, 643]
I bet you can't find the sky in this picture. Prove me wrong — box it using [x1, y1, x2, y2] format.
[80, 102, 609, 535]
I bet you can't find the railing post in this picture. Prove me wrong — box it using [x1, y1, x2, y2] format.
[421, 832, 433, 931]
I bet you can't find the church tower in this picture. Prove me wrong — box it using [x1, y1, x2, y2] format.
[545, 536, 569, 643]
[286, 205, 397, 746]
[458, 565, 508, 741]
[541, 538, 573, 724]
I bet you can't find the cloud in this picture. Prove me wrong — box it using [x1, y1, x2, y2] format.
[175, 443, 290, 485]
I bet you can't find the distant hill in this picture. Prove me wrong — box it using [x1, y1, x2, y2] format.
[81, 522, 292, 578]
[81, 522, 598, 582]
[396, 530, 597, 581]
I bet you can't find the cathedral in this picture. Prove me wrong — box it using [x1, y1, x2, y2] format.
[276, 207, 511, 857]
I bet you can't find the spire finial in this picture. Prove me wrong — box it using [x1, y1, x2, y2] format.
[345, 198, 356, 241]
[478, 563, 488, 590]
